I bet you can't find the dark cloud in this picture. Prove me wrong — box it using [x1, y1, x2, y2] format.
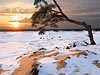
[57, 0, 100, 29]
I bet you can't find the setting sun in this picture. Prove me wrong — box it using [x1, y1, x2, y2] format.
[11, 22, 20, 28]
[10, 15, 21, 28]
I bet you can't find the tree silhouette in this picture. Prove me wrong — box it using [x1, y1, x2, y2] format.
[31, 0, 96, 45]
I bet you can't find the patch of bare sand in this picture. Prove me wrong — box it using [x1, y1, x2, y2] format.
[13, 50, 59, 75]
[69, 49, 80, 52]
[0, 69, 5, 75]
[93, 60, 100, 68]
[55, 50, 87, 69]
[12, 50, 45, 75]
[13, 49, 86, 75]
[55, 50, 86, 62]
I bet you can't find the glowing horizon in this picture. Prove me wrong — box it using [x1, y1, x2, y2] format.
[0, 0, 35, 30]
[10, 22, 20, 28]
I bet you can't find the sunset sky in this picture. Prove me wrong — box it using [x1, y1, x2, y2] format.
[0, 0, 100, 30]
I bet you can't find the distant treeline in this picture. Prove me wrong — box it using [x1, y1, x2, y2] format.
[0, 28, 100, 32]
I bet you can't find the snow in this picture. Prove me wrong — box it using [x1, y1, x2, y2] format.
[44, 50, 58, 56]
[0, 31, 100, 75]
[38, 57, 57, 64]
[38, 51, 100, 75]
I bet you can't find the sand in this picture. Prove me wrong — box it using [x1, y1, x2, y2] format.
[0, 69, 5, 75]
[12, 50, 58, 75]
[12, 49, 86, 75]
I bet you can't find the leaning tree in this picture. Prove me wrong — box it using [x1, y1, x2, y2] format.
[31, 0, 96, 45]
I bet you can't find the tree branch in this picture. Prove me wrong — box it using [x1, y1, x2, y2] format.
[32, 0, 96, 45]
[53, 0, 96, 45]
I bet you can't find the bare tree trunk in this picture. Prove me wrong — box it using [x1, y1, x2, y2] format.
[86, 25, 96, 45]
[53, 0, 96, 45]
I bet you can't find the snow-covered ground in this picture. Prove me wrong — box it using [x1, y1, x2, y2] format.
[0, 31, 100, 75]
